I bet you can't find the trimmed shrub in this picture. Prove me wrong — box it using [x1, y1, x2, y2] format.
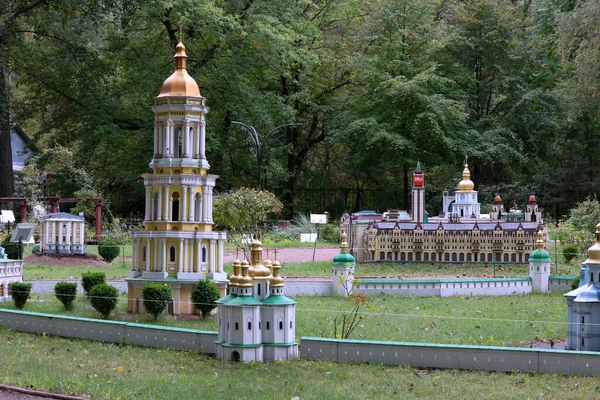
[54, 282, 78, 310]
[142, 283, 172, 320]
[1, 235, 19, 260]
[191, 278, 221, 318]
[562, 243, 579, 263]
[570, 276, 580, 291]
[81, 271, 106, 296]
[98, 239, 120, 263]
[89, 283, 118, 319]
[11, 282, 32, 310]
[319, 224, 341, 243]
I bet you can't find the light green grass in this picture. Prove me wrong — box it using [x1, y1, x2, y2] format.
[1, 327, 598, 400]
[23, 261, 131, 280]
[0, 291, 567, 346]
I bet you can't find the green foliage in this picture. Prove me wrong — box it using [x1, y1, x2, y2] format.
[54, 282, 78, 310]
[319, 224, 340, 243]
[89, 283, 118, 319]
[1, 235, 19, 259]
[557, 197, 600, 251]
[81, 271, 106, 296]
[142, 283, 172, 320]
[98, 239, 120, 263]
[191, 278, 221, 319]
[570, 276, 580, 291]
[562, 243, 580, 264]
[11, 282, 32, 310]
[213, 188, 283, 248]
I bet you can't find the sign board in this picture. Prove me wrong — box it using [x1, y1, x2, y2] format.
[0, 210, 15, 223]
[11, 223, 36, 244]
[413, 173, 425, 187]
[300, 233, 317, 243]
[310, 214, 327, 224]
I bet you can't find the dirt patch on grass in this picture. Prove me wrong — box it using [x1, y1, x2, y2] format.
[24, 253, 110, 268]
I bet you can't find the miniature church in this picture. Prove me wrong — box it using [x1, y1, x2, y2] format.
[564, 223, 600, 351]
[126, 32, 227, 315]
[215, 241, 298, 362]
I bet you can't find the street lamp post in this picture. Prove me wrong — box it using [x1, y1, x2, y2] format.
[231, 121, 302, 189]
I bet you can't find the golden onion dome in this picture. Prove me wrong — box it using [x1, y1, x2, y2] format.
[270, 260, 284, 288]
[238, 259, 253, 287]
[250, 239, 272, 278]
[229, 259, 241, 287]
[158, 41, 201, 98]
[457, 162, 475, 191]
[585, 223, 600, 265]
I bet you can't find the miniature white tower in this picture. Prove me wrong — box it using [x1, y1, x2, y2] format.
[564, 223, 600, 351]
[127, 33, 227, 315]
[529, 230, 550, 292]
[333, 232, 356, 296]
[524, 193, 542, 222]
[215, 241, 298, 362]
[411, 161, 425, 223]
[452, 160, 480, 219]
[490, 194, 504, 221]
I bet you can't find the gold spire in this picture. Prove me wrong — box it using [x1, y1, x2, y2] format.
[340, 231, 349, 254]
[457, 160, 475, 191]
[536, 230, 544, 250]
[585, 223, 600, 265]
[157, 33, 201, 98]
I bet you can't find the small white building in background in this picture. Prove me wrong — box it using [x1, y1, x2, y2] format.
[0, 246, 23, 301]
[40, 213, 85, 254]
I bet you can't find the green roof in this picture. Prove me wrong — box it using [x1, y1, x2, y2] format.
[333, 252, 355, 264]
[261, 294, 296, 305]
[529, 249, 551, 262]
[216, 293, 238, 304]
[225, 295, 263, 306]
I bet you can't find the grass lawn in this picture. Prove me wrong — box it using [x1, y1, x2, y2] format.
[0, 291, 567, 347]
[1, 327, 598, 400]
[23, 261, 131, 280]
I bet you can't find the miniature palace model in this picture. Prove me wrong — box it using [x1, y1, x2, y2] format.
[341, 161, 545, 264]
[126, 37, 227, 315]
[215, 242, 298, 362]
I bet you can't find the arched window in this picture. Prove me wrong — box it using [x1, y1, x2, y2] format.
[279, 321, 283, 330]
[257, 283, 261, 296]
[0, 283, 4, 297]
[235, 322, 239, 330]
[169, 246, 176, 262]
[7, 283, 11, 296]
[172, 192, 180, 221]
[266, 321, 270, 330]
[142, 246, 147, 261]
[202, 246, 207, 263]
[247, 321, 252, 330]
[194, 192, 202, 222]
[175, 126, 182, 158]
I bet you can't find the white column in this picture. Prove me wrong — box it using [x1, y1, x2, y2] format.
[202, 186, 209, 223]
[144, 185, 152, 221]
[79, 222, 84, 245]
[188, 190, 195, 222]
[58, 223, 63, 245]
[218, 239, 224, 273]
[178, 239, 184, 272]
[51, 222, 56, 245]
[184, 239, 189, 272]
[44, 221, 49, 249]
[154, 238, 159, 272]
[195, 239, 201, 273]
[199, 116, 206, 159]
[164, 185, 170, 221]
[161, 238, 167, 272]
[182, 185, 188, 221]
[153, 125, 158, 156]
[145, 238, 151, 270]
[131, 238, 137, 271]
[209, 240, 216, 273]
[157, 185, 163, 221]
[206, 186, 213, 223]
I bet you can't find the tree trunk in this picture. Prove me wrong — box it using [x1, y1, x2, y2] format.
[0, 56, 14, 198]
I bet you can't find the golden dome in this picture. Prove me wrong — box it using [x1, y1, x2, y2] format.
[457, 162, 474, 191]
[250, 239, 272, 278]
[270, 260, 284, 288]
[238, 260, 253, 287]
[536, 230, 544, 250]
[229, 259, 241, 287]
[585, 223, 600, 265]
[157, 41, 201, 98]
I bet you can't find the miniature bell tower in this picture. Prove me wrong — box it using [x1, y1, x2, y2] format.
[411, 161, 425, 223]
